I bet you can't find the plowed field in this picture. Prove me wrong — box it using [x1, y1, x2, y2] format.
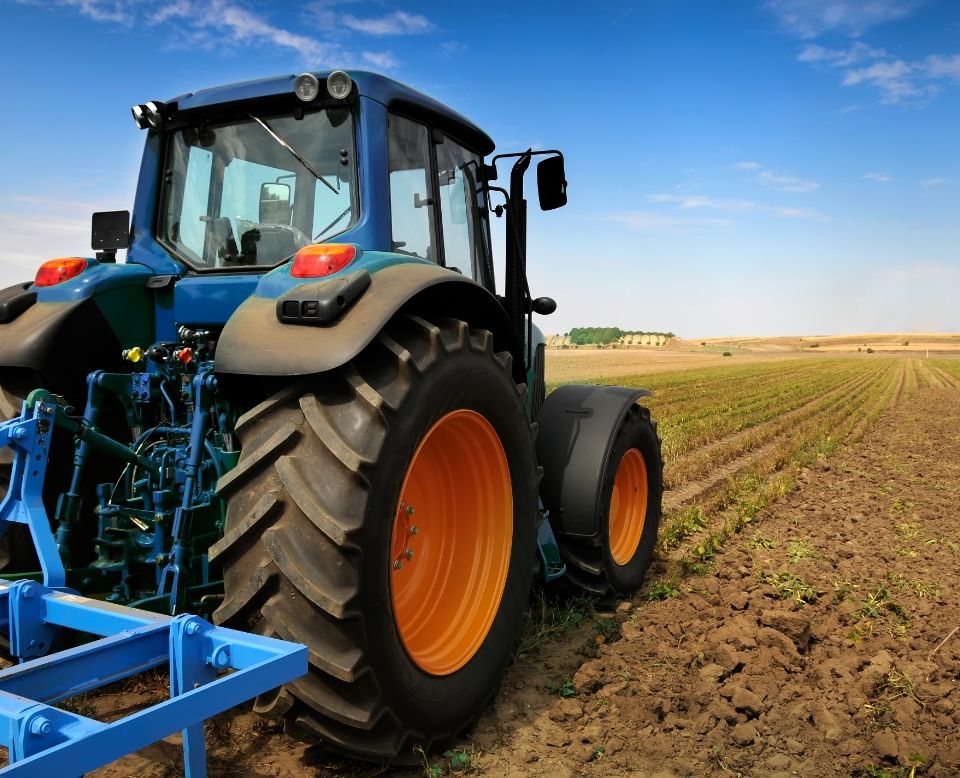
[90, 357, 960, 777]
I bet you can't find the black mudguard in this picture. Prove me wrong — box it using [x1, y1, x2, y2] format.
[535, 384, 651, 538]
[0, 300, 126, 405]
[215, 262, 525, 383]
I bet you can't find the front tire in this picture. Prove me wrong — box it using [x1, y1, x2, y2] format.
[559, 404, 662, 594]
[213, 316, 538, 762]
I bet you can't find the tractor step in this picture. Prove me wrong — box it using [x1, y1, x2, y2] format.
[0, 579, 307, 776]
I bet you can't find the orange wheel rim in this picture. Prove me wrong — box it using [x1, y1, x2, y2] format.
[390, 410, 512, 676]
[608, 448, 648, 566]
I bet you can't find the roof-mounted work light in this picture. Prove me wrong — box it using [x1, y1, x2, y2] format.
[294, 73, 320, 102]
[326, 71, 353, 100]
[144, 101, 166, 129]
[131, 100, 174, 131]
[131, 104, 148, 129]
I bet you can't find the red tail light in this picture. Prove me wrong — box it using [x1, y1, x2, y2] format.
[34, 258, 88, 287]
[291, 244, 356, 278]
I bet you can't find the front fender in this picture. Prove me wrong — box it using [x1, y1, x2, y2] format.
[215, 263, 523, 382]
[535, 384, 651, 538]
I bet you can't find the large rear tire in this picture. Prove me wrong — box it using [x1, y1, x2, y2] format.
[0, 386, 21, 491]
[0, 386, 25, 570]
[559, 404, 662, 594]
[212, 316, 538, 762]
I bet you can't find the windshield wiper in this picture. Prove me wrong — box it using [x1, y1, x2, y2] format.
[248, 113, 339, 196]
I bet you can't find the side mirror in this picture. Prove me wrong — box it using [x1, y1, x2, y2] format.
[259, 182, 291, 225]
[92, 210, 130, 250]
[536, 155, 567, 211]
[91, 210, 130, 262]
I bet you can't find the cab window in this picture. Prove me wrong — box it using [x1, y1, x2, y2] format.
[436, 136, 488, 282]
[387, 114, 435, 260]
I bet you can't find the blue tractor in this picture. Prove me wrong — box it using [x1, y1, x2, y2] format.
[0, 70, 662, 764]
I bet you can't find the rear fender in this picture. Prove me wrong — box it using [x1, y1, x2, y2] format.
[535, 384, 651, 538]
[215, 263, 524, 384]
[0, 299, 132, 406]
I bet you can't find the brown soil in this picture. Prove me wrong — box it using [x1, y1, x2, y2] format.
[464, 383, 960, 778]
[86, 381, 960, 777]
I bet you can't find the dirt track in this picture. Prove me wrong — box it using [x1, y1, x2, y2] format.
[92, 369, 960, 777]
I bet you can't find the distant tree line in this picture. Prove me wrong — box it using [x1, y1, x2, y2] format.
[566, 327, 676, 345]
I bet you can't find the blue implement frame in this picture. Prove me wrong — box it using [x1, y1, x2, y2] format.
[0, 580, 307, 776]
[0, 400, 308, 775]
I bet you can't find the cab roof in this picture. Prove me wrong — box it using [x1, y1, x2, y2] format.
[168, 70, 495, 156]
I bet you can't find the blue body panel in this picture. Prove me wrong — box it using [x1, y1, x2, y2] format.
[173, 275, 265, 332]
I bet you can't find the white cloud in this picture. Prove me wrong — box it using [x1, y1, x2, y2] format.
[341, 10, 435, 36]
[766, 0, 926, 39]
[647, 193, 829, 221]
[604, 211, 733, 232]
[841, 59, 935, 104]
[924, 54, 960, 81]
[35, 0, 438, 69]
[59, 0, 134, 24]
[863, 172, 891, 183]
[648, 194, 755, 211]
[361, 50, 400, 69]
[919, 178, 949, 187]
[785, 16, 960, 105]
[733, 162, 819, 192]
[757, 169, 820, 192]
[797, 41, 885, 66]
[440, 41, 466, 57]
[769, 205, 829, 220]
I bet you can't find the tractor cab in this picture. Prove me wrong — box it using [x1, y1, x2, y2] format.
[121, 71, 551, 326]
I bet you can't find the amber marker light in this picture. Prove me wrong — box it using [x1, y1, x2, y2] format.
[34, 258, 88, 287]
[290, 244, 357, 278]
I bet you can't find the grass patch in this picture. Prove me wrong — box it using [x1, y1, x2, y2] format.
[517, 591, 594, 660]
[758, 571, 819, 605]
[748, 532, 776, 550]
[641, 579, 681, 601]
[659, 507, 705, 552]
[545, 679, 577, 697]
[787, 537, 817, 562]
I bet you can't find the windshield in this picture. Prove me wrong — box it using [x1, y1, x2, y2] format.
[159, 107, 357, 270]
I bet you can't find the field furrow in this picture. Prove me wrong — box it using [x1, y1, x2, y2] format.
[662, 362, 887, 493]
[664, 360, 901, 566]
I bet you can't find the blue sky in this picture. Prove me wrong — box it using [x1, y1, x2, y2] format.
[0, 0, 957, 337]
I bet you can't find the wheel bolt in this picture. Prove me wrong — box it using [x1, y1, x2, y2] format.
[404, 548, 414, 560]
[408, 526, 420, 536]
[393, 560, 403, 570]
[405, 505, 415, 515]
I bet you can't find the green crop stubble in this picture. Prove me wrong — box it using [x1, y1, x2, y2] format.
[650, 360, 897, 565]
[547, 358, 900, 573]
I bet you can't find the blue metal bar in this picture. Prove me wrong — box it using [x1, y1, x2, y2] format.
[0, 581, 307, 776]
[0, 623, 169, 703]
[0, 407, 66, 588]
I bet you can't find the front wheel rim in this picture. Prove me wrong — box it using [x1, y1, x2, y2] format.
[390, 410, 513, 676]
[608, 447, 648, 566]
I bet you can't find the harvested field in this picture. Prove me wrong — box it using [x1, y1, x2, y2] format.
[544, 348, 816, 384]
[88, 357, 959, 777]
